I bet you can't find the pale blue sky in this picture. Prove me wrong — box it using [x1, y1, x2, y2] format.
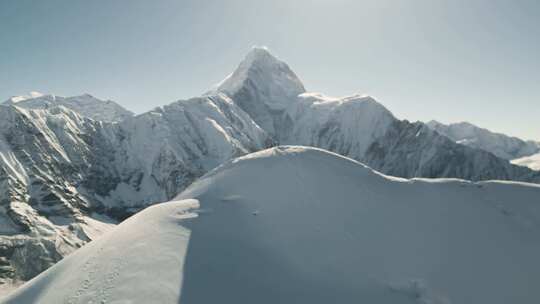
[1, 0, 539, 140]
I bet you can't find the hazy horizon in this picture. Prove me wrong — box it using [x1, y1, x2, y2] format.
[1, 0, 539, 141]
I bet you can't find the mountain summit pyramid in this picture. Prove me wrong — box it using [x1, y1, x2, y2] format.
[213, 47, 306, 133]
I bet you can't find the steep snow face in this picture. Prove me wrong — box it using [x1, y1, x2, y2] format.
[214, 47, 306, 134]
[512, 153, 540, 171]
[427, 120, 540, 160]
[7, 146, 540, 303]
[107, 94, 271, 208]
[3, 93, 134, 123]
[279, 93, 396, 159]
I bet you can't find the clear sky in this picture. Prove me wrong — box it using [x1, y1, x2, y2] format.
[1, 0, 539, 141]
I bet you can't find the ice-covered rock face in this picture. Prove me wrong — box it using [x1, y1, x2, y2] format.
[0, 105, 117, 289]
[214, 47, 306, 134]
[3, 93, 134, 123]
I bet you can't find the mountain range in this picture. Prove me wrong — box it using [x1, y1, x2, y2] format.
[426, 120, 540, 160]
[5, 146, 540, 304]
[0, 47, 539, 291]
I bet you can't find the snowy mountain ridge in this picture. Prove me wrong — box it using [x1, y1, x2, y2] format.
[213, 47, 539, 183]
[5, 146, 540, 304]
[1, 47, 539, 292]
[426, 120, 540, 160]
[3, 93, 134, 123]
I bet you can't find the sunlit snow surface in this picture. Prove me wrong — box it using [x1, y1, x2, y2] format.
[5, 147, 540, 304]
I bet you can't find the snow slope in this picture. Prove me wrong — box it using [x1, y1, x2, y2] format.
[6, 146, 540, 303]
[427, 120, 540, 160]
[4, 93, 133, 122]
[512, 153, 540, 171]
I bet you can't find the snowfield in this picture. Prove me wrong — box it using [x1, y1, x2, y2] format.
[5, 146, 540, 303]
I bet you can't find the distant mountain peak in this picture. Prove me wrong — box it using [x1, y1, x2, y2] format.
[426, 120, 540, 159]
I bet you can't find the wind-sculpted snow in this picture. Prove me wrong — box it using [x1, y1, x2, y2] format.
[3, 93, 133, 123]
[6, 146, 540, 303]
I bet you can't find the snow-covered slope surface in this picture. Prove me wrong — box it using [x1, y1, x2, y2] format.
[512, 153, 540, 171]
[213, 47, 540, 183]
[4, 93, 134, 122]
[427, 120, 540, 160]
[0, 94, 269, 288]
[6, 146, 540, 304]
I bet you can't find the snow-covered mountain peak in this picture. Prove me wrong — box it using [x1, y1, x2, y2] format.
[242, 46, 278, 66]
[215, 46, 306, 108]
[209, 47, 307, 134]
